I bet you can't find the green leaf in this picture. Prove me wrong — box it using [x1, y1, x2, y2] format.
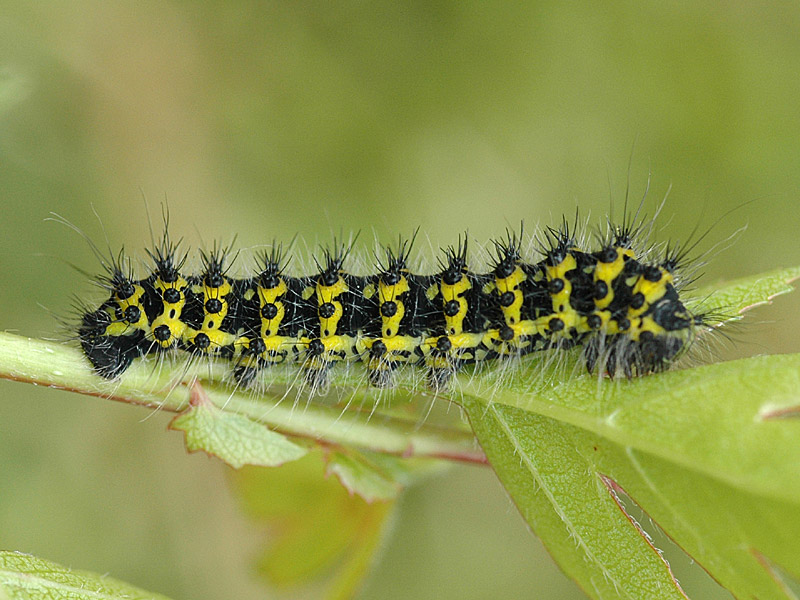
[458, 267, 800, 599]
[230, 452, 395, 600]
[462, 400, 689, 599]
[474, 354, 800, 503]
[325, 449, 447, 502]
[326, 452, 403, 502]
[0, 551, 173, 600]
[169, 382, 307, 468]
[602, 433, 800, 599]
[687, 264, 800, 322]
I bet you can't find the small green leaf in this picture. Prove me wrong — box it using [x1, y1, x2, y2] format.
[325, 450, 449, 502]
[326, 451, 402, 502]
[688, 265, 800, 321]
[169, 383, 307, 468]
[230, 452, 395, 600]
[0, 551, 173, 600]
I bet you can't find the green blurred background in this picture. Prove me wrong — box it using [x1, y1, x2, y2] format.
[1, 2, 799, 599]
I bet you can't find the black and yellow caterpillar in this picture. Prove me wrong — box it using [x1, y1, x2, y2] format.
[78, 219, 704, 390]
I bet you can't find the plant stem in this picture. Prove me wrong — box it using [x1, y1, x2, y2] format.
[0, 332, 486, 464]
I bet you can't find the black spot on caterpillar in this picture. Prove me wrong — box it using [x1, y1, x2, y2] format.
[71, 209, 708, 393]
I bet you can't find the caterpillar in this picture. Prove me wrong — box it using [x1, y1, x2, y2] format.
[74, 213, 705, 392]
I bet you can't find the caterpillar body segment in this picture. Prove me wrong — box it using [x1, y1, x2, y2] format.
[360, 243, 425, 388]
[418, 240, 494, 388]
[235, 248, 308, 386]
[140, 231, 190, 352]
[181, 249, 242, 360]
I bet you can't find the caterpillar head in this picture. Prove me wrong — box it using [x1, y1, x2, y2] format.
[584, 297, 703, 377]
